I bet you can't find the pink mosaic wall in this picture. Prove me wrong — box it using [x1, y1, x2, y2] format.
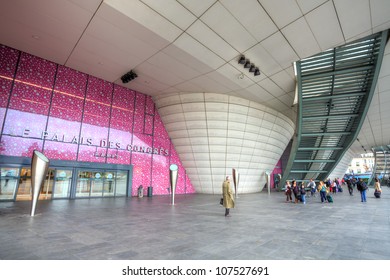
[0, 44, 195, 196]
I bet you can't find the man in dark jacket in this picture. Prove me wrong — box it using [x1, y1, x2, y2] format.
[356, 178, 367, 202]
[346, 178, 353, 196]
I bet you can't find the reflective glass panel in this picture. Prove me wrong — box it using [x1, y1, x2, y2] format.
[53, 169, 72, 198]
[76, 171, 91, 197]
[0, 168, 20, 200]
[116, 170, 128, 196]
[90, 171, 103, 197]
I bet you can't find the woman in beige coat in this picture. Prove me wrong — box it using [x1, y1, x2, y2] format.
[222, 176, 235, 216]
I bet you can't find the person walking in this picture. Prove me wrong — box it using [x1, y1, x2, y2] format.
[300, 182, 307, 204]
[318, 181, 327, 203]
[285, 180, 292, 202]
[374, 178, 382, 198]
[356, 178, 367, 202]
[308, 179, 316, 197]
[346, 178, 353, 196]
[222, 176, 235, 217]
[292, 180, 299, 203]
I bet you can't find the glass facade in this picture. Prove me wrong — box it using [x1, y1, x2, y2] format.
[0, 167, 19, 200]
[0, 44, 195, 202]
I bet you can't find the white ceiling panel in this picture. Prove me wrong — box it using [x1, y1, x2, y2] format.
[174, 33, 225, 70]
[305, 1, 345, 51]
[334, 0, 371, 40]
[269, 70, 295, 93]
[84, 16, 158, 65]
[123, 76, 171, 95]
[296, 0, 328, 14]
[173, 80, 207, 92]
[282, 17, 321, 59]
[200, 2, 257, 53]
[0, 18, 74, 65]
[205, 71, 243, 91]
[104, 0, 182, 42]
[97, 4, 170, 51]
[216, 64, 254, 88]
[221, 0, 278, 42]
[379, 90, 390, 103]
[371, 0, 390, 29]
[141, 0, 196, 30]
[261, 32, 299, 70]
[147, 51, 201, 80]
[245, 84, 275, 102]
[379, 53, 390, 78]
[177, 0, 216, 17]
[162, 44, 214, 74]
[135, 61, 184, 86]
[245, 43, 283, 76]
[258, 79, 285, 98]
[66, 45, 123, 82]
[259, 0, 302, 28]
[186, 20, 237, 61]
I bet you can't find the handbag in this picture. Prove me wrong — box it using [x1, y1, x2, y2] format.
[220, 198, 223, 205]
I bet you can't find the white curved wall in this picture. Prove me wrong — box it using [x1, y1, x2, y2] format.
[154, 93, 295, 194]
[328, 148, 355, 180]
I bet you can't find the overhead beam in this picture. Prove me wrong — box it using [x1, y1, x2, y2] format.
[302, 113, 359, 120]
[301, 131, 351, 137]
[293, 159, 336, 163]
[297, 147, 343, 151]
[302, 92, 365, 102]
[290, 170, 328, 173]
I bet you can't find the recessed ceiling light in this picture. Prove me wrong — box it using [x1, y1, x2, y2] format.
[32, 35, 40, 40]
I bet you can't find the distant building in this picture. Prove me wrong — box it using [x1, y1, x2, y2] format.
[347, 153, 375, 176]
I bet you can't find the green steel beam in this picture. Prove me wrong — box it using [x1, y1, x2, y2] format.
[301, 65, 374, 81]
[279, 30, 389, 187]
[301, 131, 351, 137]
[294, 159, 335, 163]
[302, 92, 365, 102]
[302, 114, 359, 120]
[290, 170, 328, 173]
[323, 30, 389, 180]
[297, 147, 343, 151]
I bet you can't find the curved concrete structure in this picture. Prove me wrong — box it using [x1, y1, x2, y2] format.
[155, 93, 295, 194]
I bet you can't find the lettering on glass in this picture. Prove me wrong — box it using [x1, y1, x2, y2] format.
[12, 129, 170, 157]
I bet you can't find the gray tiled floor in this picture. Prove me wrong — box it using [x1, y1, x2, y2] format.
[1, 186, 390, 260]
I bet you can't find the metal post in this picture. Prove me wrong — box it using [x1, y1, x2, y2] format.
[169, 164, 178, 205]
[30, 150, 49, 216]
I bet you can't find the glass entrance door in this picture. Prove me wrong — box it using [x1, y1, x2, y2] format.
[52, 170, 72, 198]
[16, 167, 32, 201]
[15, 167, 72, 201]
[40, 169, 54, 200]
[75, 169, 128, 198]
[0, 165, 128, 201]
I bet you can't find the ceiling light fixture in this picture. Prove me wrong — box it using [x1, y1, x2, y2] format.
[238, 55, 261, 77]
[121, 70, 137, 83]
[238, 55, 246, 64]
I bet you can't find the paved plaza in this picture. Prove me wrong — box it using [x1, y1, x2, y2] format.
[1, 186, 389, 260]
